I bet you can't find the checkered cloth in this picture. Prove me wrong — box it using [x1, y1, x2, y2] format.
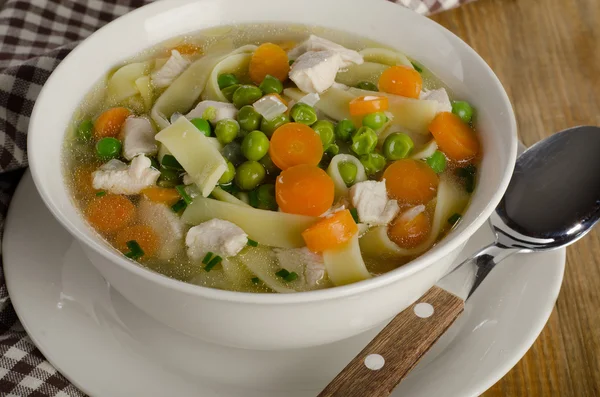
[0, 0, 473, 395]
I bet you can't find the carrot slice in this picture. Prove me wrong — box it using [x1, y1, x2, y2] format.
[429, 112, 480, 161]
[172, 43, 201, 56]
[349, 96, 389, 116]
[276, 164, 334, 216]
[302, 210, 358, 252]
[388, 211, 431, 249]
[115, 224, 160, 258]
[383, 159, 439, 205]
[249, 43, 290, 83]
[86, 194, 135, 233]
[141, 187, 181, 206]
[94, 107, 131, 139]
[269, 123, 323, 170]
[378, 65, 422, 99]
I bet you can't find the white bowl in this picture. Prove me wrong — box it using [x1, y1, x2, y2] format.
[28, 0, 517, 350]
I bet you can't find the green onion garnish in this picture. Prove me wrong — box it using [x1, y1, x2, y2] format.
[204, 255, 222, 272]
[247, 239, 259, 247]
[202, 252, 213, 265]
[251, 277, 260, 284]
[411, 61, 423, 73]
[465, 175, 475, 193]
[350, 208, 359, 224]
[448, 213, 462, 225]
[171, 199, 187, 213]
[95, 191, 106, 197]
[124, 240, 144, 259]
[275, 269, 298, 282]
[219, 183, 240, 195]
[161, 154, 184, 171]
[284, 272, 298, 282]
[456, 165, 476, 193]
[176, 185, 193, 204]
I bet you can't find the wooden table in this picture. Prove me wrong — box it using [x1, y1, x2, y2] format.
[431, 0, 600, 395]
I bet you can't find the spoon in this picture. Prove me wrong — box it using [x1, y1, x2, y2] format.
[319, 125, 600, 397]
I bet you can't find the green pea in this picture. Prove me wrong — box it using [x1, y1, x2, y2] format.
[360, 153, 386, 175]
[190, 118, 211, 137]
[259, 75, 283, 95]
[326, 143, 340, 156]
[215, 119, 240, 145]
[260, 113, 289, 137]
[218, 161, 236, 184]
[289, 103, 318, 125]
[256, 183, 277, 210]
[362, 112, 388, 130]
[149, 156, 160, 170]
[233, 85, 263, 108]
[77, 120, 93, 142]
[235, 161, 266, 190]
[157, 168, 182, 188]
[426, 150, 447, 173]
[338, 161, 358, 187]
[259, 154, 280, 176]
[217, 73, 239, 90]
[335, 119, 356, 142]
[351, 126, 378, 156]
[356, 81, 378, 91]
[382, 133, 414, 160]
[241, 130, 270, 161]
[222, 84, 240, 102]
[238, 105, 263, 131]
[452, 101, 474, 124]
[312, 120, 335, 148]
[96, 137, 121, 160]
[222, 142, 245, 166]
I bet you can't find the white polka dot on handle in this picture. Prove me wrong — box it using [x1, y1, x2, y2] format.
[414, 302, 434, 318]
[364, 354, 385, 370]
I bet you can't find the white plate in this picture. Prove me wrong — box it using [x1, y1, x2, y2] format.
[4, 172, 565, 397]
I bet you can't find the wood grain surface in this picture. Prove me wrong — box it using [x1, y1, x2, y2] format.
[431, 0, 600, 395]
[319, 287, 464, 397]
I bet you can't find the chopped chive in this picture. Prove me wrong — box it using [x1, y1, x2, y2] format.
[448, 213, 462, 225]
[456, 164, 476, 178]
[289, 59, 294, 66]
[465, 175, 475, 193]
[350, 208, 359, 224]
[202, 252, 213, 265]
[95, 191, 106, 197]
[161, 154, 184, 170]
[411, 61, 423, 73]
[275, 269, 290, 279]
[284, 272, 298, 282]
[124, 240, 144, 259]
[171, 199, 187, 213]
[219, 183, 240, 194]
[204, 255, 222, 272]
[176, 185, 193, 204]
[251, 277, 260, 284]
[247, 239, 259, 247]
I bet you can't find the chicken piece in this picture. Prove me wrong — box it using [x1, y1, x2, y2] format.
[185, 219, 248, 261]
[420, 88, 452, 114]
[350, 180, 399, 225]
[274, 247, 326, 288]
[92, 155, 160, 195]
[138, 199, 187, 260]
[151, 50, 190, 88]
[122, 117, 158, 160]
[186, 100, 238, 123]
[288, 35, 363, 67]
[289, 51, 343, 94]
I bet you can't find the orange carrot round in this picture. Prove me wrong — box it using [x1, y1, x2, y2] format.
[94, 107, 131, 139]
[172, 43, 201, 56]
[349, 96, 389, 116]
[378, 66, 422, 99]
[276, 164, 334, 216]
[141, 187, 181, 206]
[388, 211, 431, 249]
[302, 210, 358, 252]
[115, 224, 159, 258]
[86, 194, 135, 233]
[249, 43, 290, 83]
[429, 112, 480, 161]
[383, 159, 439, 204]
[269, 123, 323, 170]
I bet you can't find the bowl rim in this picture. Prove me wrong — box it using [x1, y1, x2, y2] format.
[28, 0, 518, 305]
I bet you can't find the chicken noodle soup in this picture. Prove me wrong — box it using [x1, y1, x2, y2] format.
[64, 24, 481, 293]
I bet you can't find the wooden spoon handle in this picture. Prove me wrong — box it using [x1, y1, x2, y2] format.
[318, 286, 464, 397]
